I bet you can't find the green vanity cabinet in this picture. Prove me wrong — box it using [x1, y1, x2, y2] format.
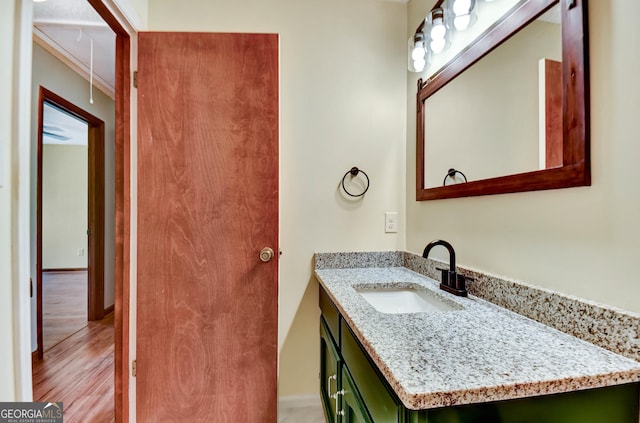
[321, 317, 341, 423]
[341, 366, 373, 423]
[319, 286, 640, 423]
[407, 383, 640, 423]
[320, 287, 404, 423]
[406, 382, 640, 423]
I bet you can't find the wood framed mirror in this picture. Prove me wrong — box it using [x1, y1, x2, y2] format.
[416, 0, 589, 201]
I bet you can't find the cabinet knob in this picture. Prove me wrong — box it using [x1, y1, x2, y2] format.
[259, 247, 275, 263]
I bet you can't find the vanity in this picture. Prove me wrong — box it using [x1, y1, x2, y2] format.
[316, 253, 640, 423]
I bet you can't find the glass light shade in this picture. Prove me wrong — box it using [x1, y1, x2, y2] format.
[426, 8, 451, 54]
[412, 41, 426, 61]
[408, 33, 429, 72]
[451, 0, 472, 15]
[448, 0, 477, 31]
[430, 38, 446, 54]
[413, 58, 427, 72]
[431, 20, 446, 40]
[453, 14, 472, 30]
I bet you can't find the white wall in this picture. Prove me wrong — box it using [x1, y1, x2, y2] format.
[147, 0, 407, 396]
[0, 0, 19, 401]
[42, 144, 89, 269]
[1, 0, 34, 402]
[407, 0, 640, 314]
[31, 43, 117, 352]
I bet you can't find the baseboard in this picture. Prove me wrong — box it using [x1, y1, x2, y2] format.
[42, 268, 88, 272]
[278, 394, 321, 410]
[32, 350, 39, 364]
[104, 304, 114, 315]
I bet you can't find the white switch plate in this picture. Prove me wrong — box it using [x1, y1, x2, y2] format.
[77, 248, 85, 256]
[385, 212, 398, 233]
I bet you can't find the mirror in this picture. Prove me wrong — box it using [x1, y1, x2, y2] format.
[416, 0, 589, 201]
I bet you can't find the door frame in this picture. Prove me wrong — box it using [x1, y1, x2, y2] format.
[86, 2, 133, 421]
[35, 87, 105, 361]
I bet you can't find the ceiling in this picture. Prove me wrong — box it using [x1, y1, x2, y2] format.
[33, 0, 116, 99]
[43, 102, 89, 146]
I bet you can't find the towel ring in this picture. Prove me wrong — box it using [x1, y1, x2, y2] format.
[341, 167, 370, 197]
[443, 168, 467, 186]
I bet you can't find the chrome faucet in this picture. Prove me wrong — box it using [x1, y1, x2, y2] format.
[422, 240, 469, 297]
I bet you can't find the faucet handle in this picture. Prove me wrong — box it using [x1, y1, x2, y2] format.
[435, 267, 450, 285]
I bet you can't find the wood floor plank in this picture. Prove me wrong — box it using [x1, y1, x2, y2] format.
[43, 271, 88, 350]
[33, 314, 114, 422]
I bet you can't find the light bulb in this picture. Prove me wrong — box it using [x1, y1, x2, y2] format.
[454, 14, 471, 30]
[430, 38, 446, 54]
[452, 0, 472, 15]
[411, 42, 425, 61]
[430, 20, 446, 40]
[413, 58, 426, 72]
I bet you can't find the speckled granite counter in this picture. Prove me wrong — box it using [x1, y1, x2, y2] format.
[314, 256, 640, 410]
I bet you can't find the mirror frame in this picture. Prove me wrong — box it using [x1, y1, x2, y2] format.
[416, 0, 589, 201]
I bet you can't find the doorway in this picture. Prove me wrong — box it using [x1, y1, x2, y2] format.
[35, 88, 105, 359]
[28, 0, 132, 420]
[40, 99, 90, 351]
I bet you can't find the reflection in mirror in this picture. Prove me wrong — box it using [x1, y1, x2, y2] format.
[424, 4, 561, 188]
[415, 0, 589, 201]
[424, 0, 522, 79]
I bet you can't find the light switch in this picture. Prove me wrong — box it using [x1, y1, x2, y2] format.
[385, 212, 398, 233]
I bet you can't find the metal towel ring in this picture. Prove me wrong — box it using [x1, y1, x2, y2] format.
[443, 168, 467, 186]
[341, 167, 370, 197]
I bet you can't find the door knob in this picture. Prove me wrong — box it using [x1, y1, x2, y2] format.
[259, 247, 274, 263]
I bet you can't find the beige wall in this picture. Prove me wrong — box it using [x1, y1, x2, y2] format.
[31, 43, 117, 351]
[424, 20, 561, 186]
[147, 0, 407, 396]
[0, 0, 18, 402]
[42, 144, 89, 269]
[407, 1, 640, 314]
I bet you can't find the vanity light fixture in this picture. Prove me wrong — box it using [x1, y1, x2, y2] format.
[427, 8, 449, 54]
[449, 0, 477, 31]
[408, 32, 428, 72]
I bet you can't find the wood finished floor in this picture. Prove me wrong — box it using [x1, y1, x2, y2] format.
[33, 313, 114, 423]
[43, 270, 88, 350]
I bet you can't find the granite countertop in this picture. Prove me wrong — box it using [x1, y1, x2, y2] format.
[314, 265, 640, 410]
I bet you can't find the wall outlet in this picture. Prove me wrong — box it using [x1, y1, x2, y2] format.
[77, 248, 85, 256]
[385, 212, 398, 233]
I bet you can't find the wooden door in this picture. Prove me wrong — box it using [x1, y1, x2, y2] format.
[136, 32, 278, 422]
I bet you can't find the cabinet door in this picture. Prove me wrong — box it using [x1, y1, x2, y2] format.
[321, 318, 341, 423]
[341, 367, 373, 423]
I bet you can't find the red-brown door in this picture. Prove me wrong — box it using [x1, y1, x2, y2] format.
[136, 32, 278, 422]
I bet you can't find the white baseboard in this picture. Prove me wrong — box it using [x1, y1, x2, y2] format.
[278, 394, 322, 410]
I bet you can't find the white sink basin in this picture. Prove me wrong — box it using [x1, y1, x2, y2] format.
[355, 286, 461, 314]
